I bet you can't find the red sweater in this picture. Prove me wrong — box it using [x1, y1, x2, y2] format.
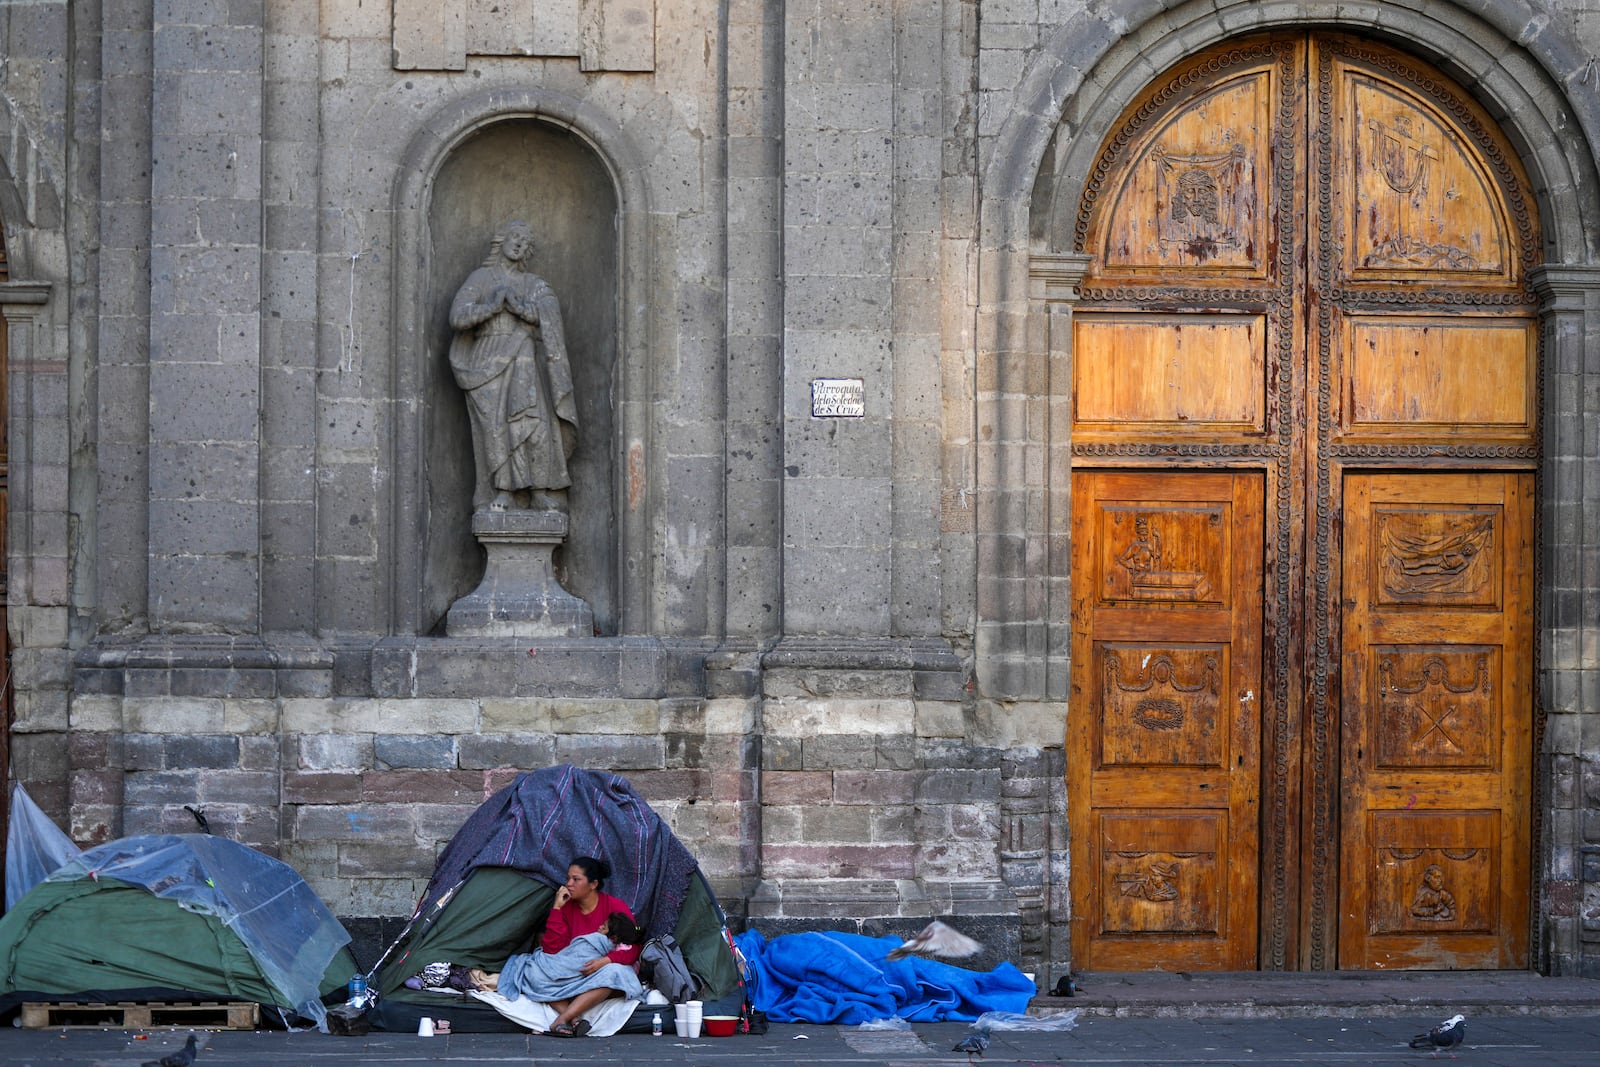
[540, 891, 642, 966]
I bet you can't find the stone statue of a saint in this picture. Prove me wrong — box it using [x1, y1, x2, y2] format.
[449, 220, 578, 512]
[444, 220, 593, 638]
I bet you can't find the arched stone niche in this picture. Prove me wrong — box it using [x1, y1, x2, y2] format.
[420, 119, 620, 635]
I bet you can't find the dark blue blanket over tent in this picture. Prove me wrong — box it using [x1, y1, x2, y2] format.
[415, 766, 702, 942]
[734, 930, 1036, 1024]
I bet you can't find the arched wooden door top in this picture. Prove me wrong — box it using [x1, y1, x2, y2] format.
[1074, 33, 1540, 293]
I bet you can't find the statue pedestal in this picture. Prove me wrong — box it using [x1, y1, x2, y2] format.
[446, 508, 593, 638]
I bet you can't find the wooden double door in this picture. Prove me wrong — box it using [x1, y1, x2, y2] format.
[1065, 34, 1538, 971]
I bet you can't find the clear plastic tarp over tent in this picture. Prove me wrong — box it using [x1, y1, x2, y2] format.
[37, 835, 352, 1027]
[5, 784, 82, 910]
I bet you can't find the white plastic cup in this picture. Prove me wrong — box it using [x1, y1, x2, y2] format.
[417, 1017, 435, 1038]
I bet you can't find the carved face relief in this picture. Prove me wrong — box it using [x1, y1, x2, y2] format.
[1152, 143, 1253, 262]
[1407, 863, 1456, 921]
[1173, 169, 1222, 225]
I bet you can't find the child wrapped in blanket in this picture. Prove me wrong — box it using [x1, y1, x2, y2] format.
[468, 913, 646, 1036]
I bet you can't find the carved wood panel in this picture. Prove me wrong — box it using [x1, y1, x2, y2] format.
[1095, 502, 1232, 609]
[1098, 813, 1223, 936]
[1367, 811, 1499, 936]
[1371, 504, 1503, 609]
[1067, 32, 1538, 971]
[1341, 76, 1512, 282]
[1097, 646, 1226, 769]
[1373, 648, 1498, 770]
[1094, 71, 1273, 277]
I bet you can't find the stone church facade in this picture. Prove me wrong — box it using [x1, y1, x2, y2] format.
[1, 0, 1598, 980]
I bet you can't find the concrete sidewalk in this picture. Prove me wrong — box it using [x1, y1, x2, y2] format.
[0, 974, 1594, 1066]
[3, 1013, 1600, 1066]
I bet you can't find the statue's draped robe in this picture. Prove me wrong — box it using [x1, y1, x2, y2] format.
[448, 265, 578, 502]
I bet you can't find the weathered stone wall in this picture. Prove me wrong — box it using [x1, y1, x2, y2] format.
[1, 0, 1598, 984]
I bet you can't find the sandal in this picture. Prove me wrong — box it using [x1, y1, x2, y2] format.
[548, 1022, 577, 1038]
[572, 1019, 592, 1038]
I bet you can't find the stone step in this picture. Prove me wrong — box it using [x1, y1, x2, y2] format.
[1028, 971, 1600, 1019]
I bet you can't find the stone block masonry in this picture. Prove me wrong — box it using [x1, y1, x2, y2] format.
[57, 635, 1061, 976]
[8, 0, 1598, 988]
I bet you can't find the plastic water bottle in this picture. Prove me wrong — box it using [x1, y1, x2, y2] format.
[349, 973, 367, 1006]
[652, 1012, 663, 1036]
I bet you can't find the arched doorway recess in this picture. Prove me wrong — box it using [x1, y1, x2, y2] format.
[1062, 33, 1538, 971]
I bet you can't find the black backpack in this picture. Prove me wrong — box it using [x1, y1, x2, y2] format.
[639, 934, 696, 1003]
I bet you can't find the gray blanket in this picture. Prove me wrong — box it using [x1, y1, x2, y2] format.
[498, 932, 643, 1003]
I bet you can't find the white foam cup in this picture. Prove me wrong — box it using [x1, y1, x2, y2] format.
[417, 1017, 435, 1038]
[686, 1000, 703, 1039]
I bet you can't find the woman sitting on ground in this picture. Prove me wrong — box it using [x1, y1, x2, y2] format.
[478, 856, 645, 1037]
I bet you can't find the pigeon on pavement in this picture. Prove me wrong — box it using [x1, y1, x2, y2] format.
[952, 1026, 990, 1062]
[885, 920, 983, 961]
[141, 1033, 199, 1067]
[1409, 1014, 1465, 1058]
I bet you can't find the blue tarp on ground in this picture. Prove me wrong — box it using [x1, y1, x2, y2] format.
[733, 929, 1037, 1024]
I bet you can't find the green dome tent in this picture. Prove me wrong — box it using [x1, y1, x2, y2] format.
[0, 834, 357, 1029]
[370, 766, 741, 1033]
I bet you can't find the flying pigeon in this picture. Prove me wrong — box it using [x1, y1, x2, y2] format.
[141, 1033, 199, 1067]
[885, 920, 983, 961]
[1408, 1014, 1465, 1058]
[952, 1026, 990, 1062]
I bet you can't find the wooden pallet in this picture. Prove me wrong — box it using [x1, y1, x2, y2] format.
[19, 1000, 259, 1030]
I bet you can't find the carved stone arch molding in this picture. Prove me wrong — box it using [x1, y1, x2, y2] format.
[391, 89, 651, 637]
[977, 1, 1600, 976]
